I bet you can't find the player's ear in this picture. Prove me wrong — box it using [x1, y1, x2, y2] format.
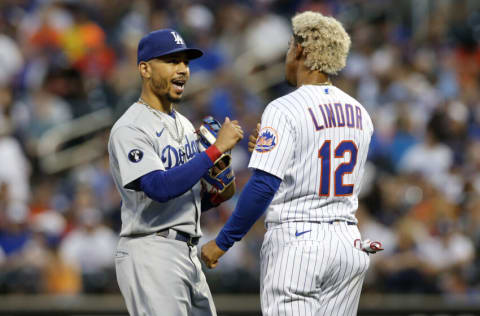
[295, 43, 303, 60]
[138, 61, 151, 79]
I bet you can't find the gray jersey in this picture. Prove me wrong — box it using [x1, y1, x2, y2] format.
[108, 102, 202, 237]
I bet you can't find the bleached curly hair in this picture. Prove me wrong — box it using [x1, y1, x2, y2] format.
[292, 11, 351, 75]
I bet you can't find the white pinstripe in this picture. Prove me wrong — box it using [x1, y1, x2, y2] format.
[250, 85, 373, 315]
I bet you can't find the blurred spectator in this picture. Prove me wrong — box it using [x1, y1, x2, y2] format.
[0, 119, 30, 223]
[59, 207, 117, 293]
[10, 72, 73, 153]
[376, 218, 439, 293]
[59, 4, 115, 80]
[398, 111, 454, 192]
[0, 34, 23, 87]
[27, 210, 81, 294]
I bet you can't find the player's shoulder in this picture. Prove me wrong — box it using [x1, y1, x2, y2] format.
[263, 88, 305, 120]
[110, 102, 150, 138]
[331, 86, 373, 129]
[269, 87, 305, 107]
[332, 86, 364, 107]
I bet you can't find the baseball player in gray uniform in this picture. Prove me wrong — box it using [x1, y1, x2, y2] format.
[108, 29, 243, 316]
[202, 12, 382, 316]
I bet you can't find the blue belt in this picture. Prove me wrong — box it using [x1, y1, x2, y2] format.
[266, 220, 357, 229]
[157, 229, 199, 246]
[327, 220, 357, 225]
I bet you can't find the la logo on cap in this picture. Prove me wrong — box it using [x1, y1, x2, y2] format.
[171, 31, 184, 45]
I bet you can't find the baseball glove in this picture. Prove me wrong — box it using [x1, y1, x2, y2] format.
[197, 116, 236, 204]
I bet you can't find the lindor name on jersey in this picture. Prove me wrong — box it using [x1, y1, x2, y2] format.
[308, 102, 363, 131]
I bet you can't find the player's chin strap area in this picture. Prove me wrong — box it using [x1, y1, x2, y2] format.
[354, 239, 384, 254]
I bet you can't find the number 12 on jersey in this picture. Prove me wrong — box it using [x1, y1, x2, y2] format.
[318, 140, 358, 197]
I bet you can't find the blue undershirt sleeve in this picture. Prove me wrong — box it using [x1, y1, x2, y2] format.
[139, 151, 213, 203]
[215, 169, 281, 251]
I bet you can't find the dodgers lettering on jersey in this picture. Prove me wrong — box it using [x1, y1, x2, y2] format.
[249, 85, 373, 225]
[108, 102, 203, 237]
[161, 138, 200, 170]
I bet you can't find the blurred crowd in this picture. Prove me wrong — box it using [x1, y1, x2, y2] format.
[0, 0, 480, 297]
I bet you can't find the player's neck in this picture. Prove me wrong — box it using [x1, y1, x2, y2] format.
[296, 70, 331, 87]
[139, 90, 173, 113]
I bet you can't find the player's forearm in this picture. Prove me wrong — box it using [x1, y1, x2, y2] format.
[140, 146, 221, 203]
[215, 169, 281, 251]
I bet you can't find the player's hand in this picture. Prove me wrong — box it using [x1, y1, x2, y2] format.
[214, 117, 244, 153]
[248, 123, 260, 153]
[201, 240, 226, 269]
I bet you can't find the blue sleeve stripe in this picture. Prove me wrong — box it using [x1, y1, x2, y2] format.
[140, 151, 213, 203]
[215, 169, 281, 251]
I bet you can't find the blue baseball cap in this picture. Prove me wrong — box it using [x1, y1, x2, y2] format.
[137, 28, 203, 64]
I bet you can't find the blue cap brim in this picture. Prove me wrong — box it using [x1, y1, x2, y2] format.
[147, 47, 203, 62]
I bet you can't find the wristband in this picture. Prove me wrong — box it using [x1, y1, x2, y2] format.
[205, 144, 222, 163]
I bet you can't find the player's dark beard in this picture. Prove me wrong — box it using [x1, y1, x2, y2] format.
[152, 77, 181, 103]
[151, 77, 168, 93]
[167, 93, 180, 103]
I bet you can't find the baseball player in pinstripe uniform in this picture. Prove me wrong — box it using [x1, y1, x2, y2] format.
[108, 29, 243, 316]
[202, 11, 381, 315]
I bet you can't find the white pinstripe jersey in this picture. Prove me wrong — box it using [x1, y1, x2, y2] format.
[249, 84, 373, 225]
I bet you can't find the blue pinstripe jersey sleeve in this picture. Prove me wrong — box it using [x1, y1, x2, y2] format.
[248, 102, 295, 180]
